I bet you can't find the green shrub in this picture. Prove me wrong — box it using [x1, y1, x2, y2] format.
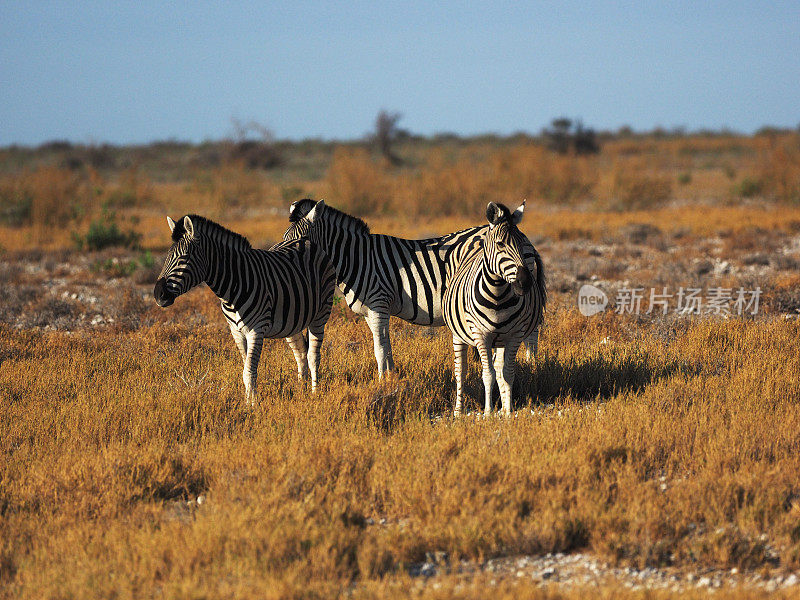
[0, 193, 32, 226]
[73, 216, 141, 251]
[733, 177, 763, 198]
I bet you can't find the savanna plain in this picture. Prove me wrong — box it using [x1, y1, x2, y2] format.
[2, 131, 800, 598]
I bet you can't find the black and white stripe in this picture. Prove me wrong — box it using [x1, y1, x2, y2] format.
[283, 199, 545, 376]
[153, 215, 336, 400]
[443, 202, 546, 416]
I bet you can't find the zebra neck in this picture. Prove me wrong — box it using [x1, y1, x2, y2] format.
[203, 238, 247, 306]
[315, 223, 364, 284]
[478, 258, 511, 297]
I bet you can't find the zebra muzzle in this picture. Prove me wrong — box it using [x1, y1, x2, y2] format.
[512, 265, 532, 296]
[153, 278, 175, 307]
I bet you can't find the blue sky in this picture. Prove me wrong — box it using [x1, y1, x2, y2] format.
[1, 1, 799, 145]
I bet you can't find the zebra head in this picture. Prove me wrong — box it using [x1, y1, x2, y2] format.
[483, 201, 532, 296]
[282, 199, 369, 244]
[153, 215, 207, 307]
[282, 198, 318, 241]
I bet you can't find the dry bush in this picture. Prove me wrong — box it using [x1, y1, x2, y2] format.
[719, 226, 778, 258]
[190, 161, 278, 215]
[759, 134, 800, 203]
[398, 149, 489, 217]
[0, 175, 32, 227]
[104, 165, 154, 207]
[325, 147, 393, 215]
[326, 144, 598, 218]
[2, 132, 798, 252]
[471, 145, 599, 205]
[28, 168, 88, 233]
[0, 167, 95, 242]
[601, 158, 674, 210]
[417, 144, 598, 212]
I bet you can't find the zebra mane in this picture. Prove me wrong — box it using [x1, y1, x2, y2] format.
[172, 214, 252, 250]
[321, 205, 370, 234]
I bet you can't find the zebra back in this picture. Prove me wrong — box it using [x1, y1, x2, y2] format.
[282, 200, 545, 327]
[156, 215, 336, 339]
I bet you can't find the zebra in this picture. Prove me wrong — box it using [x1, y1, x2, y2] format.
[282, 198, 545, 377]
[444, 201, 546, 416]
[153, 215, 336, 401]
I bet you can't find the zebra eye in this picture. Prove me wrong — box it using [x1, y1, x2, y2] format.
[496, 241, 506, 248]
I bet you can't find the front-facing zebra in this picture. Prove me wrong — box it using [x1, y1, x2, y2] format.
[153, 215, 336, 400]
[283, 199, 545, 377]
[444, 202, 546, 416]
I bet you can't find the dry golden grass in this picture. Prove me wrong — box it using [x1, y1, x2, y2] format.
[2, 133, 800, 597]
[2, 301, 800, 597]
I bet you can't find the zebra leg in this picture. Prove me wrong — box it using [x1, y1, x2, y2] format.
[494, 342, 521, 415]
[453, 337, 468, 416]
[307, 325, 325, 392]
[475, 340, 495, 416]
[243, 331, 264, 404]
[365, 309, 394, 377]
[230, 326, 248, 363]
[285, 332, 310, 385]
[523, 328, 539, 362]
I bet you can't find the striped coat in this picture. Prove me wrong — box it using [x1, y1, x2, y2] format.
[443, 202, 546, 415]
[283, 199, 545, 376]
[153, 215, 336, 400]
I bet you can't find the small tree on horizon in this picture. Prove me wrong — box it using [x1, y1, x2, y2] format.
[227, 117, 281, 169]
[544, 117, 600, 155]
[373, 110, 403, 165]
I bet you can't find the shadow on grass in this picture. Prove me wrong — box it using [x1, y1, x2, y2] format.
[356, 346, 698, 420]
[513, 351, 696, 410]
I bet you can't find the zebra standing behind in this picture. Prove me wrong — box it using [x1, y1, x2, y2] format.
[444, 202, 546, 416]
[282, 199, 544, 377]
[153, 215, 336, 401]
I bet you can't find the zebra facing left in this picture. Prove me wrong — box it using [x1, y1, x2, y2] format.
[153, 215, 337, 401]
[444, 201, 546, 416]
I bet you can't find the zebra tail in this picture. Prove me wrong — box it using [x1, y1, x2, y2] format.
[532, 247, 547, 312]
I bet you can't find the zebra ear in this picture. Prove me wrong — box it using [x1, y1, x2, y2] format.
[167, 216, 176, 232]
[486, 202, 501, 227]
[511, 199, 526, 225]
[306, 199, 325, 223]
[183, 215, 195, 238]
